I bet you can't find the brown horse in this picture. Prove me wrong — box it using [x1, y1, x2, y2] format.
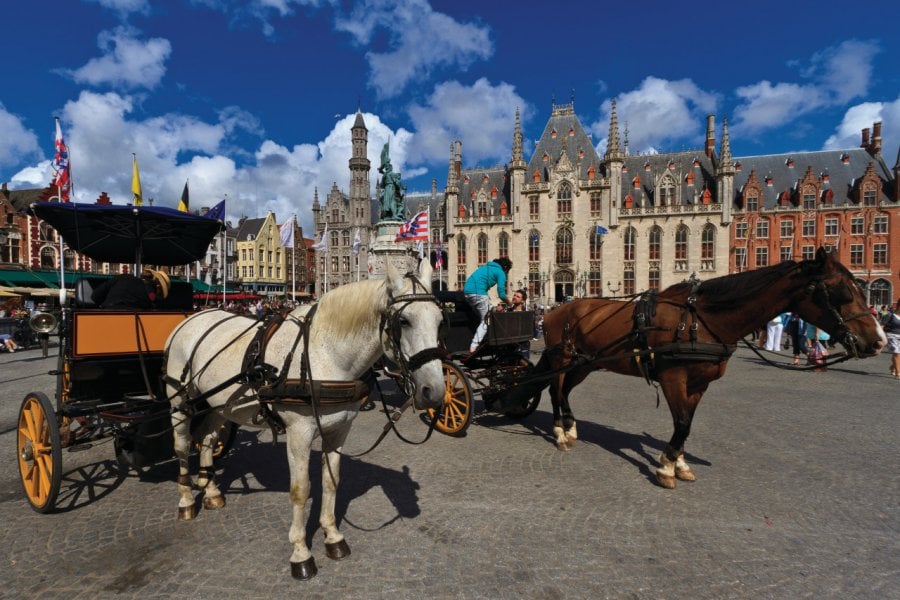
[527, 248, 885, 489]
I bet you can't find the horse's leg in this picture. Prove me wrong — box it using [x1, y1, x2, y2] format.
[171, 411, 197, 520]
[285, 423, 317, 580]
[556, 367, 591, 450]
[656, 373, 707, 489]
[320, 425, 352, 561]
[196, 415, 226, 511]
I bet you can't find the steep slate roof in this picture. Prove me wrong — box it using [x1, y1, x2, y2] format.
[236, 217, 266, 241]
[457, 166, 511, 214]
[732, 148, 893, 208]
[526, 105, 602, 182]
[618, 151, 717, 207]
[2, 186, 54, 212]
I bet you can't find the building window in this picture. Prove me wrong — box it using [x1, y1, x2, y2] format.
[556, 227, 573, 265]
[588, 271, 602, 296]
[529, 195, 539, 219]
[648, 266, 660, 291]
[824, 218, 839, 236]
[528, 230, 540, 262]
[745, 193, 758, 212]
[736, 221, 748, 239]
[863, 184, 877, 206]
[850, 244, 864, 266]
[557, 182, 572, 218]
[802, 245, 815, 261]
[249, 248, 254, 261]
[649, 226, 662, 260]
[624, 226, 636, 261]
[755, 219, 769, 239]
[528, 270, 540, 302]
[457, 235, 466, 265]
[658, 177, 676, 206]
[477, 198, 489, 217]
[477, 233, 488, 265]
[802, 219, 815, 237]
[623, 265, 635, 296]
[850, 216, 865, 235]
[780, 246, 793, 262]
[873, 215, 888, 233]
[873, 243, 888, 265]
[342, 230, 350, 246]
[456, 271, 466, 291]
[342, 256, 350, 272]
[590, 192, 602, 217]
[780, 219, 794, 238]
[735, 247, 747, 270]
[755, 246, 768, 267]
[675, 225, 688, 261]
[701, 225, 715, 261]
[498, 232, 509, 258]
[590, 229, 603, 260]
[802, 190, 816, 209]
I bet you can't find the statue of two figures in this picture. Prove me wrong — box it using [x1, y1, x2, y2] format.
[378, 142, 406, 222]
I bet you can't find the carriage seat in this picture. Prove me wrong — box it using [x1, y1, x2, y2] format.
[74, 277, 99, 308]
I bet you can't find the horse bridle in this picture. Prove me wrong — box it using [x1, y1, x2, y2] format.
[805, 275, 872, 358]
[380, 274, 446, 400]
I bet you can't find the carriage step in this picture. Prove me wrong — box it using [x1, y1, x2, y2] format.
[68, 444, 93, 452]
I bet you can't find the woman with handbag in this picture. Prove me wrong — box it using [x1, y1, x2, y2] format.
[805, 322, 830, 372]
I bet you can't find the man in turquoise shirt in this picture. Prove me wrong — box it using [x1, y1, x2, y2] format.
[463, 257, 512, 352]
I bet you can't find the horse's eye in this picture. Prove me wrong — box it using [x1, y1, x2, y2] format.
[398, 317, 411, 327]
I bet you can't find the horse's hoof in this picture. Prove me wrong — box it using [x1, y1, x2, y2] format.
[325, 539, 351, 560]
[675, 468, 696, 482]
[203, 495, 226, 510]
[655, 473, 676, 489]
[291, 557, 318, 580]
[556, 441, 570, 451]
[177, 505, 197, 520]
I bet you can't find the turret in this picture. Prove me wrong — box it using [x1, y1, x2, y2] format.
[717, 118, 735, 224]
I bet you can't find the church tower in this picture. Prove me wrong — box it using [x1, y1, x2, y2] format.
[349, 109, 371, 226]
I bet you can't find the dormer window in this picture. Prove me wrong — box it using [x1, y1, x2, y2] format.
[786, 157, 795, 168]
[569, 128, 575, 137]
[735, 162, 742, 171]
[644, 161, 651, 172]
[841, 153, 850, 164]
[551, 130, 557, 138]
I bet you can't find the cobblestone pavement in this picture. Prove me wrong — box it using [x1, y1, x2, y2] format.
[1, 342, 898, 599]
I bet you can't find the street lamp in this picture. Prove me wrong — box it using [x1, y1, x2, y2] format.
[607, 280, 621, 295]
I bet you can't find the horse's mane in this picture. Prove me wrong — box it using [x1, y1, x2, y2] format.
[661, 261, 802, 312]
[311, 279, 390, 339]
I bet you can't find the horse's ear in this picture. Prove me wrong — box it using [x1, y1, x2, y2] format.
[815, 246, 829, 264]
[385, 260, 406, 295]
[417, 257, 433, 287]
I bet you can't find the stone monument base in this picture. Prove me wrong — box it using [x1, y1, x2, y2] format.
[368, 220, 419, 279]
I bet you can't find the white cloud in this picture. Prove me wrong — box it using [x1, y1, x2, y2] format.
[0, 104, 42, 170]
[65, 27, 172, 90]
[591, 77, 719, 155]
[823, 95, 900, 152]
[406, 78, 529, 168]
[733, 39, 881, 136]
[90, 0, 150, 16]
[335, 0, 493, 99]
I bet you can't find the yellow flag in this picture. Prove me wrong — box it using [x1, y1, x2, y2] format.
[177, 180, 189, 212]
[132, 154, 143, 206]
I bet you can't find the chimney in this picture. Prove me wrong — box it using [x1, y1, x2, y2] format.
[861, 127, 870, 148]
[705, 115, 716, 158]
[871, 121, 882, 155]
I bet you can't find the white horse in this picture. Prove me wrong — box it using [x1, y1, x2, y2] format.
[163, 259, 445, 580]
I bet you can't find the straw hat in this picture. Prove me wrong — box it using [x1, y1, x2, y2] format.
[142, 269, 170, 299]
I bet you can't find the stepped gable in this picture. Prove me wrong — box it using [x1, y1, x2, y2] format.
[526, 101, 601, 182]
[732, 148, 894, 208]
[619, 151, 717, 207]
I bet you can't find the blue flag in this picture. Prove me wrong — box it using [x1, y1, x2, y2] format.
[206, 200, 225, 222]
[595, 224, 609, 235]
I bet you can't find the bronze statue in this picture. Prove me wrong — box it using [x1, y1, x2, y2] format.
[378, 142, 406, 221]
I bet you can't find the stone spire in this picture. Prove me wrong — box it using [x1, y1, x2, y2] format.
[720, 117, 733, 164]
[447, 141, 458, 192]
[605, 99, 623, 160]
[511, 107, 525, 167]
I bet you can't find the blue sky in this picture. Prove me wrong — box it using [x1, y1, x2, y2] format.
[1, 0, 898, 232]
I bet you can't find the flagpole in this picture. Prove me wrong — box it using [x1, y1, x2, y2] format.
[291, 216, 296, 304]
[221, 228, 226, 306]
[57, 184, 66, 306]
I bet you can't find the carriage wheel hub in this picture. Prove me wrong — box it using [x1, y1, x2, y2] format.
[20, 440, 34, 462]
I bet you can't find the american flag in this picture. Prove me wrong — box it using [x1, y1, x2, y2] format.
[53, 119, 71, 201]
[394, 210, 429, 242]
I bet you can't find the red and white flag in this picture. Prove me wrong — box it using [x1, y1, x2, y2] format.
[395, 210, 429, 242]
[52, 119, 71, 201]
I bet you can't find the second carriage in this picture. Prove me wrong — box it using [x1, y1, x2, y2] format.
[425, 291, 542, 436]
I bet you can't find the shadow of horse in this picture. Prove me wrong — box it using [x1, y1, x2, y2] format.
[210, 428, 424, 544]
[477, 408, 711, 486]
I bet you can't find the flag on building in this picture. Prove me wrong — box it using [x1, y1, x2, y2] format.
[131, 154, 143, 206]
[280, 216, 295, 248]
[595, 224, 609, 235]
[312, 224, 328, 252]
[395, 210, 429, 242]
[177, 180, 189, 212]
[206, 199, 225, 222]
[52, 119, 71, 201]
[352, 228, 361, 255]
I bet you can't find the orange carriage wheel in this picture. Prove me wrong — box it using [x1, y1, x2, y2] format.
[427, 361, 473, 437]
[17, 393, 62, 513]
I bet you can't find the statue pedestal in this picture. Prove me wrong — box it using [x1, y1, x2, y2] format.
[368, 220, 418, 278]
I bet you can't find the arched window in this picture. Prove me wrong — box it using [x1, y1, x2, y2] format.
[555, 227, 573, 265]
[41, 246, 55, 268]
[528, 230, 540, 262]
[869, 278, 891, 306]
[342, 230, 351, 246]
[456, 235, 467, 265]
[701, 224, 715, 261]
[557, 182, 572, 218]
[64, 249, 76, 270]
[675, 225, 689, 263]
[624, 226, 636, 261]
[589, 229, 603, 260]
[649, 226, 662, 260]
[477, 233, 488, 265]
[498, 232, 509, 258]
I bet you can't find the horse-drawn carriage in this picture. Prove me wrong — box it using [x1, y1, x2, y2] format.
[16, 202, 231, 512]
[424, 291, 542, 436]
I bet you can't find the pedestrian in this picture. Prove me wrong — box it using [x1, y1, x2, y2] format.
[0, 333, 19, 352]
[784, 312, 807, 366]
[880, 305, 900, 379]
[765, 313, 785, 352]
[463, 257, 512, 353]
[805, 322, 830, 372]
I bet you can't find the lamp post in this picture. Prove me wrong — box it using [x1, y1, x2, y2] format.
[607, 280, 621, 296]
